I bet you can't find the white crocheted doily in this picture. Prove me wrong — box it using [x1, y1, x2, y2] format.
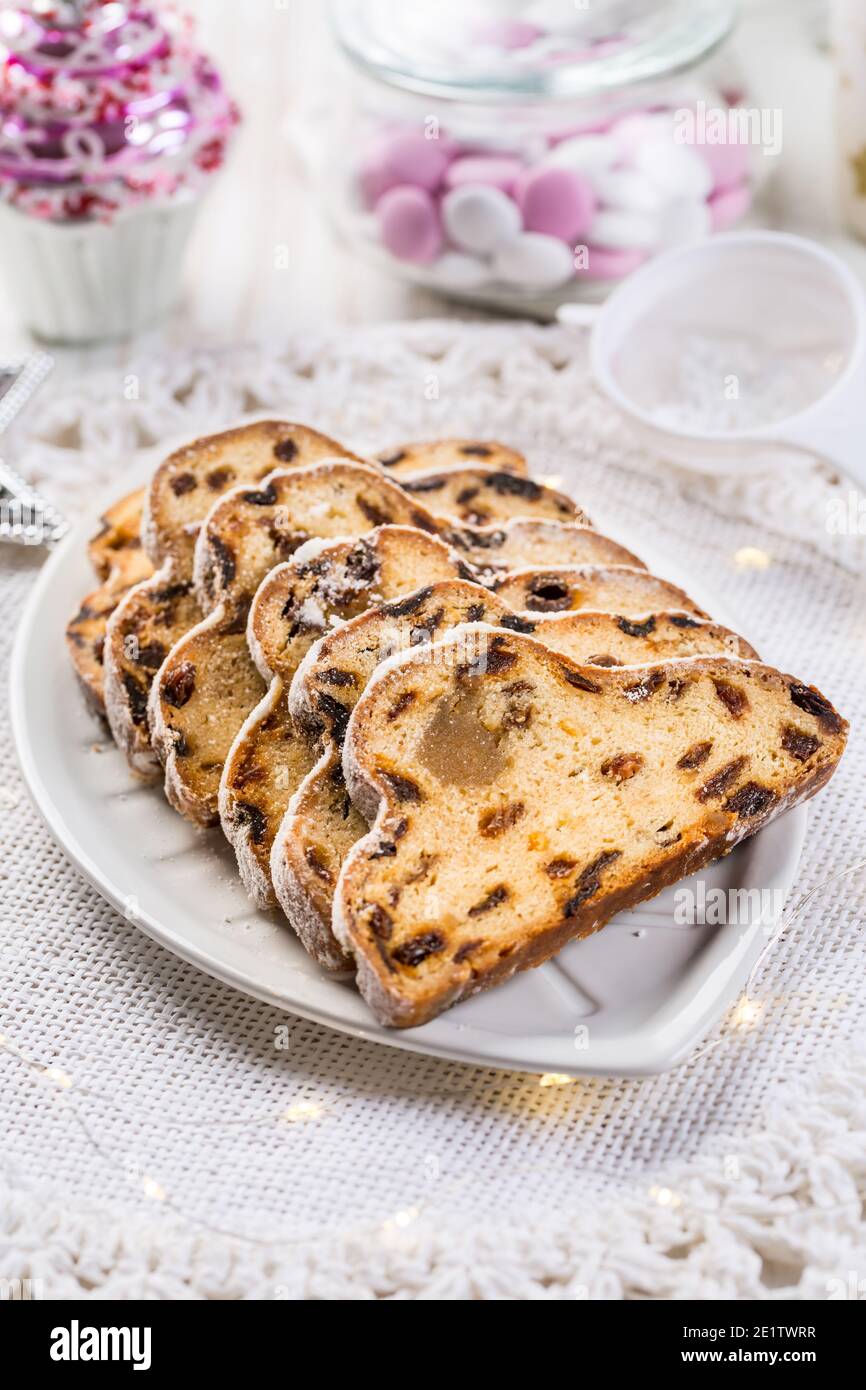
[2, 321, 865, 1300]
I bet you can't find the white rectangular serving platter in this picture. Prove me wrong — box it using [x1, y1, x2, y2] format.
[9, 452, 805, 1077]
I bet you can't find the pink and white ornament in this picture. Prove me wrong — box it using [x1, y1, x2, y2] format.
[0, 0, 239, 223]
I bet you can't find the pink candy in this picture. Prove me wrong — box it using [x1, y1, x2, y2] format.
[376, 185, 443, 264]
[360, 130, 451, 208]
[517, 166, 596, 242]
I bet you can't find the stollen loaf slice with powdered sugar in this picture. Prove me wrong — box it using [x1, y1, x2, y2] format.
[375, 438, 528, 479]
[495, 565, 708, 616]
[150, 462, 446, 825]
[334, 626, 847, 1027]
[399, 467, 581, 527]
[103, 421, 359, 777]
[219, 526, 467, 907]
[274, 595, 758, 971]
[67, 487, 153, 720]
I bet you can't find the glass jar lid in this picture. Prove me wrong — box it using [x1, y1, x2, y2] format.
[331, 0, 737, 103]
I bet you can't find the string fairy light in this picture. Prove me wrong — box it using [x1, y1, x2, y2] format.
[41, 1065, 72, 1088]
[282, 1100, 324, 1124]
[649, 1185, 683, 1209]
[733, 546, 772, 570]
[730, 996, 763, 1030]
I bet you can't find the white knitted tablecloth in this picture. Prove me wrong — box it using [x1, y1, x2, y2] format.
[2, 321, 865, 1301]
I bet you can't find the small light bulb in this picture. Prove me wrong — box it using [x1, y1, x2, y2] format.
[43, 1066, 72, 1089]
[731, 996, 762, 1029]
[733, 547, 772, 570]
[649, 1185, 682, 1208]
[283, 1100, 323, 1123]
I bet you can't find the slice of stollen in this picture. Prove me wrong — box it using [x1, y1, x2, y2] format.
[495, 565, 708, 616]
[400, 467, 581, 527]
[375, 439, 527, 479]
[150, 462, 445, 825]
[275, 598, 758, 972]
[87, 486, 150, 586]
[334, 626, 847, 1027]
[219, 527, 467, 910]
[443, 520, 644, 580]
[67, 487, 154, 720]
[103, 421, 357, 777]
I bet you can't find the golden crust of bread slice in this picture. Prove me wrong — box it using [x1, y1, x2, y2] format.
[276, 597, 758, 971]
[375, 439, 527, 479]
[335, 628, 847, 1027]
[219, 527, 466, 911]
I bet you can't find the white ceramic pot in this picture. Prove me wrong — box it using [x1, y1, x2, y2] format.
[0, 195, 199, 343]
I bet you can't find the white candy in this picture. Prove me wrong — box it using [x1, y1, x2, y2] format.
[592, 168, 664, 214]
[658, 198, 712, 248]
[492, 232, 575, 290]
[634, 137, 713, 201]
[442, 184, 522, 255]
[541, 133, 619, 175]
[430, 251, 491, 290]
[589, 208, 660, 250]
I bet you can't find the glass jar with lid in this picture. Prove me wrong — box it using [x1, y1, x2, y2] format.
[326, 0, 753, 315]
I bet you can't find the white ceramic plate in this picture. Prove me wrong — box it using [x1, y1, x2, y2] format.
[10, 461, 806, 1077]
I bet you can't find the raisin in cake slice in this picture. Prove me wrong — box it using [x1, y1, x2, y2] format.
[376, 439, 527, 479]
[496, 565, 708, 616]
[67, 487, 154, 720]
[401, 468, 581, 527]
[151, 463, 443, 825]
[335, 627, 846, 1028]
[103, 422, 358, 777]
[275, 599, 757, 971]
[219, 527, 465, 907]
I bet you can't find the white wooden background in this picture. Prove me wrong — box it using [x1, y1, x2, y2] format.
[0, 0, 864, 375]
